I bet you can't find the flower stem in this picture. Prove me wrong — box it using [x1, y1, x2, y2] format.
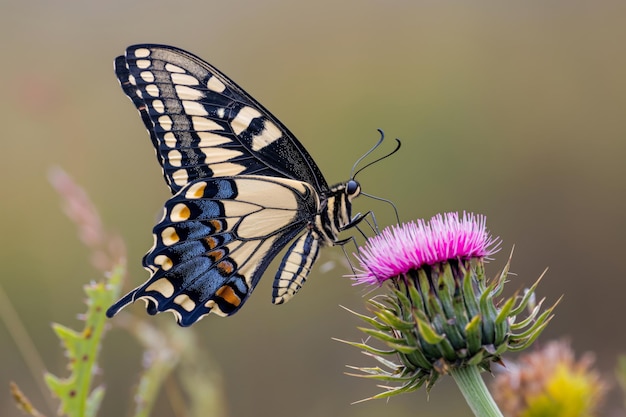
[450, 365, 504, 417]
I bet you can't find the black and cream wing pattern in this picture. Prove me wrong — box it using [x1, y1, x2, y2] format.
[106, 44, 362, 326]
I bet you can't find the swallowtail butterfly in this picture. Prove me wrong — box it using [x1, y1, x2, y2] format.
[106, 44, 372, 326]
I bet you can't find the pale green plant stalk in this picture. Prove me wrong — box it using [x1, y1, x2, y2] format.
[44, 265, 124, 417]
[451, 366, 503, 417]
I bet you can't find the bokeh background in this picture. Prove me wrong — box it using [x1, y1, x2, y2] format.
[2, 1, 625, 416]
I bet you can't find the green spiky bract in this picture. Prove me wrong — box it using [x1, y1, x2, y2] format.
[341, 256, 557, 402]
[44, 264, 123, 417]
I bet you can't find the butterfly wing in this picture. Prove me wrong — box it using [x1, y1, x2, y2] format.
[114, 44, 329, 194]
[108, 44, 348, 324]
[107, 176, 320, 325]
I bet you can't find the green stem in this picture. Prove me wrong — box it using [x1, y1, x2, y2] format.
[450, 365, 504, 417]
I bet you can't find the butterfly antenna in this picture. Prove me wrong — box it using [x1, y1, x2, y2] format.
[352, 133, 402, 180]
[361, 192, 401, 225]
[349, 129, 386, 179]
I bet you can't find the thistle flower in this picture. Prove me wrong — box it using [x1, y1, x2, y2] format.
[491, 340, 607, 417]
[339, 212, 558, 416]
[353, 212, 500, 286]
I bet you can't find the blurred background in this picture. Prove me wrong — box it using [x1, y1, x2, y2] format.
[1, 1, 625, 416]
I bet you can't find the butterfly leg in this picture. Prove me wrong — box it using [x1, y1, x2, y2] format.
[337, 235, 361, 276]
[335, 210, 379, 276]
[342, 210, 381, 239]
[362, 210, 380, 234]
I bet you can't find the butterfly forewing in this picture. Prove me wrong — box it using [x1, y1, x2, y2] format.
[115, 44, 329, 194]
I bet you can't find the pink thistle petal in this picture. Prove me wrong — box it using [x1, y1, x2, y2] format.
[353, 212, 500, 285]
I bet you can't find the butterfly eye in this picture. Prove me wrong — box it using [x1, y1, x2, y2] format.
[346, 180, 360, 196]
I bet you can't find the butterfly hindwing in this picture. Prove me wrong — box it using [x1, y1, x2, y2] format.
[115, 44, 329, 194]
[108, 175, 320, 325]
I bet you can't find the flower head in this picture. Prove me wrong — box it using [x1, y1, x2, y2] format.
[492, 340, 607, 417]
[354, 212, 500, 285]
[339, 212, 558, 401]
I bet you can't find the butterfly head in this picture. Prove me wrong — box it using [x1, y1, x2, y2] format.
[328, 179, 361, 203]
[346, 179, 361, 200]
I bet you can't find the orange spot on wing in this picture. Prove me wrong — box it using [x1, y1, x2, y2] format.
[204, 236, 218, 249]
[162, 227, 180, 245]
[171, 203, 191, 221]
[207, 249, 225, 262]
[209, 219, 223, 232]
[216, 285, 241, 307]
[188, 182, 206, 199]
[217, 260, 234, 275]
